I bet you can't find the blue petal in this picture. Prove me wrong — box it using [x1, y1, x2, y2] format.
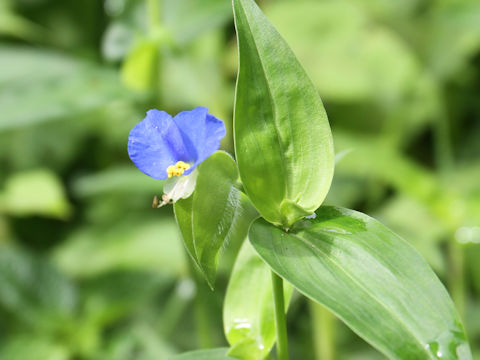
[128, 109, 193, 180]
[173, 107, 226, 175]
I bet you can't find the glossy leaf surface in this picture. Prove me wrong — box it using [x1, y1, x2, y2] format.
[249, 206, 472, 360]
[232, 0, 334, 228]
[174, 152, 258, 288]
[224, 240, 292, 360]
[171, 348, 236, 360]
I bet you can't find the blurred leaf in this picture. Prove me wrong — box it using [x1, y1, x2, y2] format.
[264, 1, 420, 102]
[0, 169, 72, 219]
[174, 152, 258, 288]
[53, 218, 186, 278]
[422, 0, 480, 78]
[161, 31, 231, 122]
[121, 39, 159, 92]
[72, 166, 162, 198]
[375, 195, 446, 273]
[82, 270, 172, 328]
[249, 206, 472, 360]
[102, 22, 135, 61]
[171, 348, 236, 360]
[0, 2, 44, 40]
[0, 244, 76, 328]
[224, 240, 292, 360]
[91, 323, 177, 360]
[163, 0, 232, 45]
[334, 132, 464, 228]
[233, 0, 334, 227]
[0, 46, 128, 130]
[0, 335, 70, 360]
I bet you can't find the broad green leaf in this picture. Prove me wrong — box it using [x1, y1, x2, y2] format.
[0, 169, 72, 219]
[171, 348, 236, 360]
[232, 0, 334, 228]
[224, 240, 292, 360]
[174, 152, 258, 288]
[249, 206, 472, 360]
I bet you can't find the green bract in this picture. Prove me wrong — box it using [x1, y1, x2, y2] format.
[174, 151, 258, 288]
[232, 0, 334, 228]
[249, 206, 472, 360]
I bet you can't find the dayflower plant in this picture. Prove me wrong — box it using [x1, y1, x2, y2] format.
[128, 106, 226, 205]
[128, 0, 472, 359]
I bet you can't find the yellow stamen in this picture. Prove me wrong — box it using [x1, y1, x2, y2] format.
[166, 161, 191, 178]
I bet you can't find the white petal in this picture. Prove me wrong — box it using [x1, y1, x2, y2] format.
[163, 169, 198, 203]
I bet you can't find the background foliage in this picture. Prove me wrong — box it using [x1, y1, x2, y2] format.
[0, 0, 479, 359]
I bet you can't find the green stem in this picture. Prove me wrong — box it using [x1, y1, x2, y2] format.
[433, 88, 464, 320]
[310, 301, 336, 360]
[272, 271, 289, 360]
[448, 239, 465, 319]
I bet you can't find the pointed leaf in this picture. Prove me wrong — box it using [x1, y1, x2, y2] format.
[174, 152, 258, 288]
[224, 240, 292, 360]
[249, 206, 472, 360]
[232, 0, 334, 227]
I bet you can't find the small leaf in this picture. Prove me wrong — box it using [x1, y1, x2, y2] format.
[171, 348, 236, 360]
[232, 0, 334, 227]
[224, 240, 292, 360]
[249, 206, 472, 360]
[174, 152, 258, 288]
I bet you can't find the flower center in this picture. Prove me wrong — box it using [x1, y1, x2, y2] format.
[166, 161, 191, 178]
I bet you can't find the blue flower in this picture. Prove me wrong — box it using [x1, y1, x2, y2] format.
[128, 107, 226, 180]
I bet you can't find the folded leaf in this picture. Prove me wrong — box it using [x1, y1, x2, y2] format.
[232, 0, 334, 228]
[174, 152, 258, 288]
[249, 206, 472, 360]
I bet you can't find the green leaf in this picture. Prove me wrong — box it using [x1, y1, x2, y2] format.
[232, 0, 334, 228]
[249, 206, 472, 360]
[174, 152, 258, 288]
[224, 240, 292, 360]
[0, 169, 72, 219]
[171, 348, 236, 360]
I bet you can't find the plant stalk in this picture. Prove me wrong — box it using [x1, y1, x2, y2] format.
[186, 254, 214, 348]
[271, 271, 289, 360]
[310, 301, 336, 360]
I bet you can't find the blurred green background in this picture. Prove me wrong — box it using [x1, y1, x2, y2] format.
[0, 0, 479, 359]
